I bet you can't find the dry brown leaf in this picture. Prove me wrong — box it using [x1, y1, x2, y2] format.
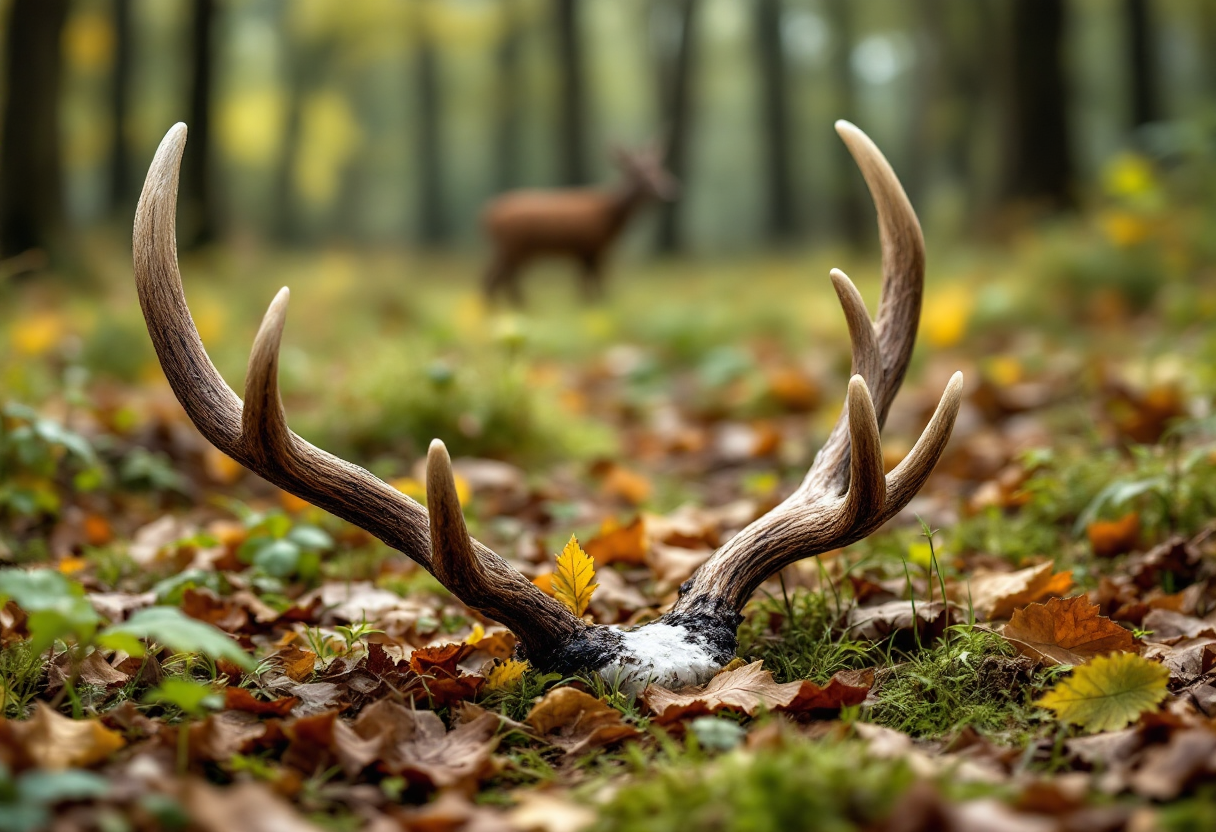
[353, 699, 499, 790]
[642, 661, 869, 723]
[1141, 609, 1216, 643]
[225, 687, 300, 717]
[525, 686, 641, 754]
[1087, 512, 1141, 558]
[1002, 596, 1137, 665]
[961, 562, 1074, 621]
[8, 703, 125, 770]
[271, 644, 319, 682]
[183, 779, 323, 832]
[284, 710, 381, 778]
[507, 789, 597, 832]
[186, 711, 269, 764]
[1127, 729, 1216, 800]
[845, 601, 956, 642]
[585, 516, 648, 566]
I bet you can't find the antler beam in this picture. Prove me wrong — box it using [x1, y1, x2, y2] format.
[133, 119, 961, 691]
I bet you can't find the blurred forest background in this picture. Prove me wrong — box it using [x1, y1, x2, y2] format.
[4, 0, 1216, 263]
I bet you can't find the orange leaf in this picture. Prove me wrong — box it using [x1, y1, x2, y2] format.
[224, 687, 300, 717]
[1087, 512, 1141, 558]
[585, 516, 648, 566]
[1003, 596, 1137, 666]
[961, 561, 1074, 621]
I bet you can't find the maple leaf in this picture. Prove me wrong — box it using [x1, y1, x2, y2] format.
[552, 535, 597, 617]
[485, 658, 530, 692]
[1002, 596, 1137, 666]
[1038, 653, 1169, 733]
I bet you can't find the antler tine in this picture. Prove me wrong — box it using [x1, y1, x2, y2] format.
[836, 376, 886, 530]
[670, 122, 960, 615]
[425, 439, 485, 589]
[242, 287, 294, 457]
[880, 371, 964, 519]
[134, 123, 585, 662]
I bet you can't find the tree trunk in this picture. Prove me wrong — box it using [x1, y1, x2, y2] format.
[0, 0, 69, 260]
[1125, 0, 1159, 128]
[1002, 0, 1072, 209]
[414, 27, 447, 244]
[494, 0, 524, 193]
[754, 0, 796, 242]
[554, 0, 587, 185]
[110, 0, 135, 218]
[826, 0, 866, 247]
[655, 0, 698, 254]
[183, 0, 217, 246]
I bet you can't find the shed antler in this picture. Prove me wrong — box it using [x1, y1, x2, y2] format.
[133, 120, 961, 691]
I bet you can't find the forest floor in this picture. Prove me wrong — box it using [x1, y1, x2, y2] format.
[4, 209, 1216, 831]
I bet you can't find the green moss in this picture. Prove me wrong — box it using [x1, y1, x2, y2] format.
[589, 736, 916, 832]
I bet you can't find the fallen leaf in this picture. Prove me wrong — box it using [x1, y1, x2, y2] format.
[962, 562, 1074, 621]
[526, 686, 641, 754]
[1087, 512, 1141, 558]
[585, 516, 648, 566]
[225, 687, 300, 717]
[552, 536, 597, 618]
[271, 644, 318, 682]
[845, 601, 957, 642]
[600, 464, 652, 505]
[643, 661, 868, 723]
[353, 699, 499, 789]
[183, 779, 323, 832]
[485, 659, 529, 692]
[7, 704, 125, 770]
[1038, 653, 1169, 733]
[284, 710, 381, 778]
[1127, 728, 1216, 800]
[507, 789, 597, 832]
[1002, 596, 1137, 665]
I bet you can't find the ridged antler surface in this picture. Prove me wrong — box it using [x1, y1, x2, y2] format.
[133, 119, 961, 690]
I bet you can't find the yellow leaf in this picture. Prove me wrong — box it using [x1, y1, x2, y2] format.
[465, 623, 485, 645]
[553, 535, 597, 618]
[1038, 653, 1168, 733]
[486, 659, 530, 692]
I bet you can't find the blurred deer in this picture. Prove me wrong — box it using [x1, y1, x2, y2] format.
[481, 143, 678, 304]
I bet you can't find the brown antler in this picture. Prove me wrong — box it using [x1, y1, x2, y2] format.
[669, 121, 964, 616]
[135, 119, 961, 690]
[133, 123, 587, 664]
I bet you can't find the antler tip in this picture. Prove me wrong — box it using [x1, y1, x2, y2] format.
[427, 438, 450, 463]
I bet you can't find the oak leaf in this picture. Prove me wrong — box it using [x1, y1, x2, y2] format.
[553, 536, 597, 617]
[1002, 596, 1137, 666]
[1038, 653, 1169, 733]
[962, 561, 1074, 621]
[525, 687, 641, 755]
[642, 661, 869, 723]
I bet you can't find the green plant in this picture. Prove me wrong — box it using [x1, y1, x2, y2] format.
[0, 402, 104, 524]
[229, 503, 333, 583]
[0, 765, 108, 832]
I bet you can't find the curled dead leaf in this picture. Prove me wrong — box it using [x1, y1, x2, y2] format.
[525, 686, 641, 755]
[960, 562, 1074, 621]
[5, 703, 125, 770]
[642, 661, 869, 723]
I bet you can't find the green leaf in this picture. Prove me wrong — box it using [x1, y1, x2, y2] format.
[253, 540, 301, 578]
[100, 606, 255, 671]
[17, 770, 109, 804]
[0, 570, 99, 651]
[1038, 652, 1169, 733]
[286, 525, 332, 551]
[143, 678, 222, 717]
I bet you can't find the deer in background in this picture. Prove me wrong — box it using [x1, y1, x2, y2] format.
[481, 143, 678, 304]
